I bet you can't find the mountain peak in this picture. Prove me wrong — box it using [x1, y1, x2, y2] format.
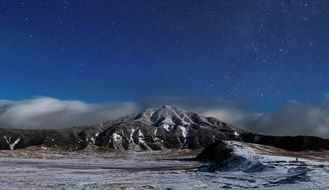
[157, 105, 185, 112]
[157, 105, 187, 114]
[134, 105, 193, 126]
[161, 105, 173, 109]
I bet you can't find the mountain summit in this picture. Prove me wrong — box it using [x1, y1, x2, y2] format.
[135, 105, 194, 126]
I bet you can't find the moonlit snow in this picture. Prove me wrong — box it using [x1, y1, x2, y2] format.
[0, 142, 328, 189]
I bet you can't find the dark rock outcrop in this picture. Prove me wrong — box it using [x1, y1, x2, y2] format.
[196, 140, 269, 172]
[196, 141, 233, 162]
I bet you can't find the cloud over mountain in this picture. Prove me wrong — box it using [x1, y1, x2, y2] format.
[239, 100, 329, 138]
[0, 96, 329, 138]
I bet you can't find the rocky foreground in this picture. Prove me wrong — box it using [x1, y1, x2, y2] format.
[194, 140, 329, 189]
[0, 140, 328, 189]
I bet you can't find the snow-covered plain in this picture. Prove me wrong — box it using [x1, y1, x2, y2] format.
[0, 144, 328, 190]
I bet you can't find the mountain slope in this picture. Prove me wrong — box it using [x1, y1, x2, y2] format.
[0, 126, 100, 150]
[95, 105, 243, 150]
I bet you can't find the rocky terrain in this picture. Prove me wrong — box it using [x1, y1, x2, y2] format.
[194, 140, 329, 189]
[0, 126, 100, 150]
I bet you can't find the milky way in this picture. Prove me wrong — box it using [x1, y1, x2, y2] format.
[0, 0, 329, 112]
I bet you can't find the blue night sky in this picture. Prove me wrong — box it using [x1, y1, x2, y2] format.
[1, 0, 329, 111]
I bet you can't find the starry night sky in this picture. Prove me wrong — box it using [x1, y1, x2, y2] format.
[1, 0, 329, 111]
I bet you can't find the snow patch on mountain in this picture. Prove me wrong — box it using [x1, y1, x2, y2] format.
[180, 126, 188, 139]
[111, 132, 123, 150]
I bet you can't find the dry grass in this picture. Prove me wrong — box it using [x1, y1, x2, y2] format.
[0, 145, 203, 161]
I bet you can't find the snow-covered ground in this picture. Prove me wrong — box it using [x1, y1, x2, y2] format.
[0, 145, 328, 189]
[0, 149, 209, 190]
[198, 141, 329, 189]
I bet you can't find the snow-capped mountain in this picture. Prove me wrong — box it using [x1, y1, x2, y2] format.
[95, 105, 244, 150]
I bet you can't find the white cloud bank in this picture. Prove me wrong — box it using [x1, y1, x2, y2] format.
[237, 101, 329, 138]
[0, 97, 138, 129]
[1, 96, 329, 138]
[201, 100, 329, 139]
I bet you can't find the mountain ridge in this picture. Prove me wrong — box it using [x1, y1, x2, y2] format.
[0, 105, 328, 152]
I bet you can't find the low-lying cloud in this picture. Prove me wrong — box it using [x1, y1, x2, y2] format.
[1, 96, 329, 138]
[0, 97, 138, 129]
[238, 100, 329, 138]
